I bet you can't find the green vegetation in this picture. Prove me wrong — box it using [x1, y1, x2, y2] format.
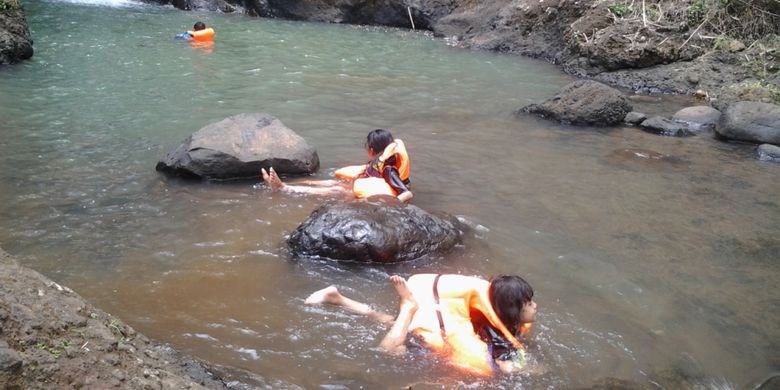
[686, 0, 708, 26]
[608, 3, 633, 18]
[108, 318, 124, 334]
[0, 0, 20, 12]
[723, 81, 780, 105]
[35, 341, 73, 358]
[601, 0, 779, 83]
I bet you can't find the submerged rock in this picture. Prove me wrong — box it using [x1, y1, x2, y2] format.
[602, 148, 688, 172]
[757, 144, 780, 162]
[574, 377, 653, 390]
[624, 111, 648, 125]
[639, 116, 694, 137]
[156, 113, 319, 180]
[671, 106, 721, 131]
[716, 101, 780, 145]
[519, 80, 632, 126]
[288, 198, 463, 263]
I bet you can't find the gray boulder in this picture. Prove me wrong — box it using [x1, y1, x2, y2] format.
[757, 144, 780, 162]
[624, 111, 648, 125]
[156, 113, 319, 180]
[520, 80, 632, 126]
[288, 198, 463, 263]
[716, 101, 780, 145]
[639, 116, 694, 137]
[672, 106, 721, 131]
[0, 4, 34, 65]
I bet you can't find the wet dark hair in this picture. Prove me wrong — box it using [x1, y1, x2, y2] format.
[488, 275, 534, 332]
[193, 21, 206, 31]
[365, 129, 394, 155]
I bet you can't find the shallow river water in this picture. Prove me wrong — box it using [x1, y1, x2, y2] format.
[1, 0, 778, 388]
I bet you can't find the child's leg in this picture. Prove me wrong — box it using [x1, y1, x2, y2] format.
[305, 286, 394, 324]
[262, 168, 350, 196]
[295, 179, 343, 187]
[378, 275, 418, 355]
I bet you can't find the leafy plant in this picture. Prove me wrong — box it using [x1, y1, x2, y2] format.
[687, 0, 708, 26]
[35, 341, 72, 358]
[608, 3, 632, 18]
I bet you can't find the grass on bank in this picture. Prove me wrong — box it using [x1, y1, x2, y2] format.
[0, 0, 21, 13]
[604, 0, 779, 99]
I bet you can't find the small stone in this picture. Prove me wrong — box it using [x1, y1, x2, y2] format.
[727, 39, 746, 52]
[624, 111, 648, 125]
[757, 144, 780, 162]
[111, 368, 126, 381]
[0, 344, 23, 372]
[102, 353, 120, 366]
[117, 343, 135, 354]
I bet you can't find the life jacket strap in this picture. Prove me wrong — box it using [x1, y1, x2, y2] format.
[433, 274, 446, 341]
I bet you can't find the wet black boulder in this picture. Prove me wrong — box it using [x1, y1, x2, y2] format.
[520, 80, 632, 126]
[156, 113, 319, 180]
[288, 198, 463, 263]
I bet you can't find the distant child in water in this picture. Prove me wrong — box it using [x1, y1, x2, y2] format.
[175, 21, 215, 41]
[304, 274, 538, 376]
[262, 129, 413, 203]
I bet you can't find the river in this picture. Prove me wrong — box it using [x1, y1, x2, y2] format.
[1, 0, 778, 388]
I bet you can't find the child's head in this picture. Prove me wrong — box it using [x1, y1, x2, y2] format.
[365, 129, 394, 157]
[489, 275, 536, 332]
[193, 21, 206, 31]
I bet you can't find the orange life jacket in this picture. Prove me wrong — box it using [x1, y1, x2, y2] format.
[333, 139, 410, 198]
[187, 27, 215, 42]
[405, 274, 530, 376]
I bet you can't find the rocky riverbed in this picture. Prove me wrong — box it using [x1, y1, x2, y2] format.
[0, 247, 282, 389]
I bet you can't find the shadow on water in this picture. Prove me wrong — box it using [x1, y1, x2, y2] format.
[0, 0, 779, 388]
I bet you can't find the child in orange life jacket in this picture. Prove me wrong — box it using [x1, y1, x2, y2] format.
[305, 274, 537, 375]
[262, 129, 413, 203]
[176, 21, 215, 41]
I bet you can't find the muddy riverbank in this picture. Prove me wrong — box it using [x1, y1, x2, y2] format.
[0, 247, 281, 389]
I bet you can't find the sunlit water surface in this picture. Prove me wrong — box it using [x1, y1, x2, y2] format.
[1, 0, 778, 388]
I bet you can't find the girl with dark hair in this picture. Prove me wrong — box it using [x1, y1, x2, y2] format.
[262, 129, 413, 202]
[304, 274, 537, 376]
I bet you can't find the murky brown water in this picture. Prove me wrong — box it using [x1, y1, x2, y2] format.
[1, 0, 778, 388]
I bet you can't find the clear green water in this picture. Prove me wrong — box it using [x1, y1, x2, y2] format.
[1, 0, 778, 388]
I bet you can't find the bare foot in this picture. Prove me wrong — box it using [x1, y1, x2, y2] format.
[261, 167, 284, 191]
[389, 275, 417, 310]
[304, 286, 342, 305]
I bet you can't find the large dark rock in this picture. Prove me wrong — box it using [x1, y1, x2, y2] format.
[156, 113, 319, 180]
[520, 80, 632, 126]
[0, 4, 34, 65]
[715, 101, 780, 145]
[288, 198, 463, 263]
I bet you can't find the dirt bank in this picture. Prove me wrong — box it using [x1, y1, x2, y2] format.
[0, 247, 275, 389]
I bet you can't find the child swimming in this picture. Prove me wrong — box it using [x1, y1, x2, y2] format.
[305, 273, 537, 376]
[262, 129, 413, 202]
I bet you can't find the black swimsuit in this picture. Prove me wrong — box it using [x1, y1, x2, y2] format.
[362, 155, 410, 195]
